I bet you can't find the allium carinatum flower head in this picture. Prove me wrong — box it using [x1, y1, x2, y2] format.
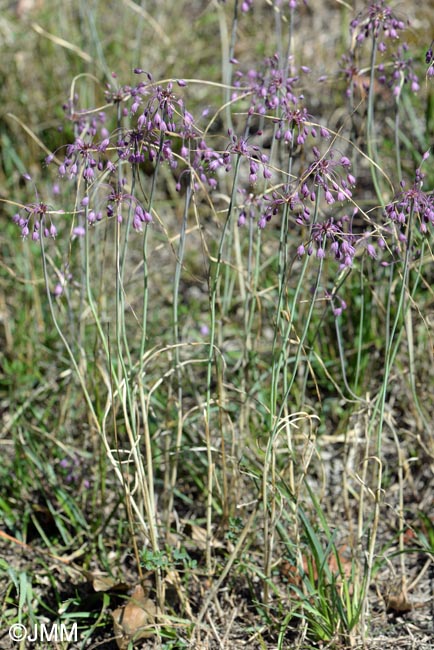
[377, 43, 420, 96]
[350, 1, 406, 51]
[385, 161, 434, 235]
[13, 200, 59, 240]
[304, 148, 356, 204]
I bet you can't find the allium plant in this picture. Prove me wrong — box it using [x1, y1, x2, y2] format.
[7, 0, 433, 643]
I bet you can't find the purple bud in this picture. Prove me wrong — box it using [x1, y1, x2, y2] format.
[325, 190, 335, 204]
[296, 133, 305, 145]
[99, 138, 110, 151]
[133, 214, 143, 231]
[238, 212, 246, 227]
[301, 183, 309, 198]
[330, 241, 339, 256]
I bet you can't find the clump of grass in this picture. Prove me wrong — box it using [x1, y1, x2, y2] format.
[1, 1, 433, 648]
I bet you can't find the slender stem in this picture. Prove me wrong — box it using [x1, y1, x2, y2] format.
[263, 242, 325, 604]
[166, 182, 192, 524]
[39, 234, 100, 434]
[366, 34, 384, 205]
[354, 260, 365, 392]
[362, 205, 414, 625]
[206, 154, 242, 426]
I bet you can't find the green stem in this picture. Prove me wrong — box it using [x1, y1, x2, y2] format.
[366, 34, 384, 205]
[40, 234, 100, 434]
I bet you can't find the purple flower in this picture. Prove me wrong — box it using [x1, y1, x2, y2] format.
[12, 200, 62, 240]
[385, 167, 434, 234]
[241, 0, 253, 11]
[350, 1, 406, 51]
[237, 211, 247, 227]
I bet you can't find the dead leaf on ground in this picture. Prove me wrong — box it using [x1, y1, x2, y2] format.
[93, 574, 129, 593]
[386, 589, 414, 614]
[182, 521, 224, 551]
[112, 584, 162, 649]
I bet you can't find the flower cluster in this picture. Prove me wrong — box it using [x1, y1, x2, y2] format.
[290, 207, 380, 269]
[350, 1, 406, 51]
[303, 148, 356, 205]
[232, 53, 334, 173]
[12, 199, 58, 240]
[233, 53, 308, 115]
[235, 141, 358, 235]
[385, 161, 434, 236]
[310, 215, 357, 265]
[378, 43, 420, 97]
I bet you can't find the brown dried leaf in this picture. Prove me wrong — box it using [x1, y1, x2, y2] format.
[183, 522, 224, 550]
[83, 570, 128, 593]
[386, 590, 413, 614]
[112, 585, 161, 649]
[93, 575, 129, 593]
